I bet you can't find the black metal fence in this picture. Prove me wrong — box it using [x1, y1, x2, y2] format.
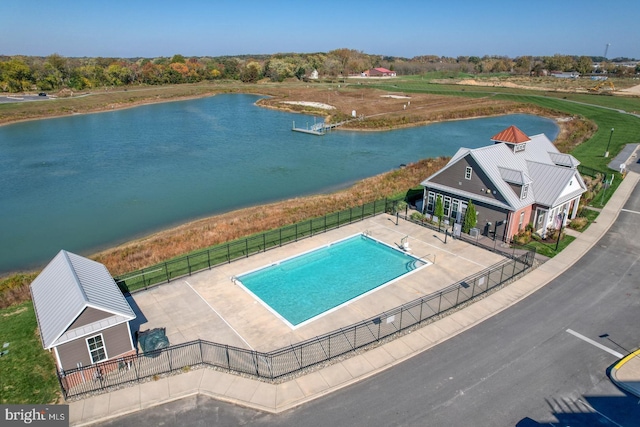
[115, 199, 396, 293]
[577, 164, 606, 179]
[60, 249, 535, 399]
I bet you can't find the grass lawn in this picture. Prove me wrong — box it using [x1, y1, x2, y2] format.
[520, 235, 577, 258]
[0, 302, 60, 404]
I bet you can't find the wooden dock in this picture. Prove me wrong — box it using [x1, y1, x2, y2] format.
[292, 120, 349, 136]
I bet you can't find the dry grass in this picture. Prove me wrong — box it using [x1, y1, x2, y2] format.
[92, 157, 449, 276]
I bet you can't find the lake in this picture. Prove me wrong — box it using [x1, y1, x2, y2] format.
[0, 94, 558, 274]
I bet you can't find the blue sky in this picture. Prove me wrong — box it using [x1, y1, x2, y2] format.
[2, 0, 638, 59]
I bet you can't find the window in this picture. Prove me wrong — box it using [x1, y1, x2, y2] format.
[444, 196, 451, 217]
[427, 192, 435, 212]
[521, 183, 529, 199]
[87, 334, 107, 364]
[518, 211, 525, 231]
[465, 167, 472, 180]
[451, 199, 460, 222]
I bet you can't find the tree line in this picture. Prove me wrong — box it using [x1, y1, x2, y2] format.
[1, 50, 637, 93]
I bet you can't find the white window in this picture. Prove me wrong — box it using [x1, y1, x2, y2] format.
[427, 192, 435, 212]
[444, 196, 451, 217]
[87, 334, 107, 364]
[451, 199, 460, 221]
[465, 166, 472, 180]
[521, 183, 529, 199]
[518, 211, 525, 231]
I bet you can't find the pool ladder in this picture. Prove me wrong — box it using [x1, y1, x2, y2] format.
[230, 275, 238, 284]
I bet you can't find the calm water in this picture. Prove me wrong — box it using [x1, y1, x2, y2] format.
[0, 94, 558, 273]
[237, 234, 426, 326]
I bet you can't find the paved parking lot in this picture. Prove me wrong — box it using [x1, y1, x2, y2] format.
[128, 214, 506, 352]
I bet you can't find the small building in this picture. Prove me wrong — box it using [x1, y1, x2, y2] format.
[30, 250, 136, 372]
[363, 67, 397, 77]
[420, 125, 587, 241]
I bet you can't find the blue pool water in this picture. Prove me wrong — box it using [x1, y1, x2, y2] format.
[236, 234, 428, 327]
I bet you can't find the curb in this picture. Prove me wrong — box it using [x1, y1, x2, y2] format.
[610, 349, 640, 399]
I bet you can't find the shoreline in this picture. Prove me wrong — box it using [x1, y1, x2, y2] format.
[0, 87, 575, 283]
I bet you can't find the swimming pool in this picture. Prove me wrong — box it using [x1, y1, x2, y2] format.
[235, 234, 428, 328]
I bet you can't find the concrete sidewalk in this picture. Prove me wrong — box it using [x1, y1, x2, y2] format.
[69, 171, 640, 426]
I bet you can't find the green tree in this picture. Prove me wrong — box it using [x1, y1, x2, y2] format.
[576, 56, 593, 75]
[462, 200, 478, 234]
[434, 195, 444, 225]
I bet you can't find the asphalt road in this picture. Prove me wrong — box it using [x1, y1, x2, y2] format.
[96, 183, 640, 427]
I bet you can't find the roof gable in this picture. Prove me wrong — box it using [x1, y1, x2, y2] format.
[30, 250, 135, 349]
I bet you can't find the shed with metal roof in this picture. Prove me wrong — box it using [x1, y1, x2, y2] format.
[30, 250, 136, 371]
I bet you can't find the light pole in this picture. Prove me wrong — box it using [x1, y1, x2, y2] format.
[605, 128, 614, 158]
[555, 209, 567, 251]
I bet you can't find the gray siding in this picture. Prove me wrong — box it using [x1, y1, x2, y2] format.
[56, 322, 133, 371]
[67, 307, 112, 330]
[430, 156, 509, 205]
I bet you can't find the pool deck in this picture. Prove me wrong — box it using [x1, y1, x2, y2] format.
[128, 215, 507, 353]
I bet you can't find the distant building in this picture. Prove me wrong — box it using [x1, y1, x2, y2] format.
[550, 71, 580, 79]
[362, 67, 397, 77]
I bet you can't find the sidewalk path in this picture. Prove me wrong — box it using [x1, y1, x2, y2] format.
[69, 172, 640, 426]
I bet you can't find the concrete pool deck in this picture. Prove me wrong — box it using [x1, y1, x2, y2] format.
[127, 215, 508, 353]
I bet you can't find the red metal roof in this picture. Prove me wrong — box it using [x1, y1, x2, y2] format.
[373, 67, 393, 73]
[491, 125, 531, 144]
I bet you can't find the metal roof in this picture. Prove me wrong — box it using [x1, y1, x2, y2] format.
[30, 250, 135, 349]
[421, 130, 586, 212]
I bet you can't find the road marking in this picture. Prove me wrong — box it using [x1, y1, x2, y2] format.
[185, 280, 254, 350]
[621, 208, 640, 215]
[566, 329, 623, 358]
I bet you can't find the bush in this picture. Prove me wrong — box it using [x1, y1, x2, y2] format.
[410, 212, 425, 221]
[568, 217, 588, 231]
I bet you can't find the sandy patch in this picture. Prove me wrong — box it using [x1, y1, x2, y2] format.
[619, 83, 640, 95]
[282, 101, 335, 110]
[381, 95, 411, 99]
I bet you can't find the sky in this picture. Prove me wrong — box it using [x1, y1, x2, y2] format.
[2, 0, 639, 59]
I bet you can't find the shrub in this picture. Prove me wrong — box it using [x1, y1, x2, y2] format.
[568, 217, 588, 231]
[410, 212, 425, 221]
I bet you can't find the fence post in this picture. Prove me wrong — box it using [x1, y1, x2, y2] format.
[309, 219, 313, 237]
[263, 234, 266, 252]
[227, 244, 231, 263]
[295, 224, 298, 241]
[245, 239, 249, 258]
[165, 262, 169, 283]
[279, 228, 282, 247]
[362, 203, 364, 220]
[455, 285, 461, 305]
[199, 340, 204, 364]
[187, 255, 191, 275]
[226, 345, 230, 370]
[207, 250, 211, 269]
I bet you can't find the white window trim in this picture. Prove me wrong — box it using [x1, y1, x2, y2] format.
[518, 211, 525, 230]
[451, 199, 460, 220]
[465, 166, 472, 180]
[86, 333, 108, 364]
[521, 183, 529, 199]
[443, 196, 451, 217]
[427, 191, 435, 212]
